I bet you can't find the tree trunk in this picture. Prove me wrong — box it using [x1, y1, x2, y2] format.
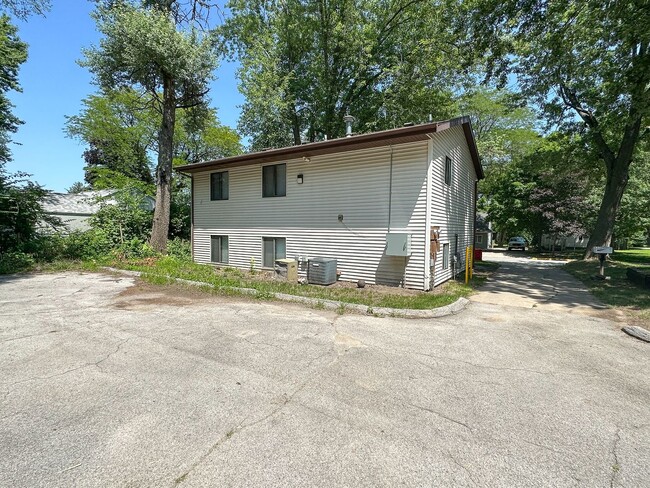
[290, 104, 301, 145]
[584, 161, 630, 259]
[150, 75, 176, 253]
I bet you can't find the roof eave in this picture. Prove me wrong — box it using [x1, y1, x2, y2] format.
[176, 116, 484, 179]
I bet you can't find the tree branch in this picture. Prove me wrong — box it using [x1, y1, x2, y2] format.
[559, 83, 616, 169]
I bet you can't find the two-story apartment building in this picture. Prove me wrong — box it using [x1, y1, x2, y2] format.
[177, 116, 483, 290]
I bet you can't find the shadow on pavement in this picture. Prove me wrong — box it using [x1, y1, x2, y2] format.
[473, 252, 607, 312]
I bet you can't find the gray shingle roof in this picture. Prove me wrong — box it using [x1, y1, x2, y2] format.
[41, 190, 116, 215]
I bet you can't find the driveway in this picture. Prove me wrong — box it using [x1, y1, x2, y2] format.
[472, 250, 610, 316]
[1, 272, 648, 487]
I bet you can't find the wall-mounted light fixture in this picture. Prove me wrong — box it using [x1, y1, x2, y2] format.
[302, 156, 311, 163]
[297, 173, 304, 184]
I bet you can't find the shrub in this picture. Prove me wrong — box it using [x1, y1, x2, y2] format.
[0, 251, 35, 274]
[63, 229, 113, 260]
[166, 238, 191, 260]
[23, 234, 66, 262]
[112, 238, 157, 260]
[89, 186, 153, 245]
[0, 169, 59, 254]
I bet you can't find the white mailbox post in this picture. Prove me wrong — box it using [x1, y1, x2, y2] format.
[592, 246, 613, 280]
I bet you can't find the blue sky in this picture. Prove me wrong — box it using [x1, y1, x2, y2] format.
[7, 1, 244, 192]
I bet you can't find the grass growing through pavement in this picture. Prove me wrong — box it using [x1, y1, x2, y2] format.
[111, 256, 482, 310]
[564, 248, 650, 327]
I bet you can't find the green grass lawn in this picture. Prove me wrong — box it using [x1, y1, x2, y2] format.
[109, 256, 486, 310]
[564, 248, 650, 326]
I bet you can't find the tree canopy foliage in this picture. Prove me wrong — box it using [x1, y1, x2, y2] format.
[456, 87, 540, 167]
[456, 0, 650, 255]
[0, 0, 49, 19]
[65, 88, 241, 187]
[223, 0, 464, 149]
[0, 14, 27, 165]
[65, 89, 157, 187]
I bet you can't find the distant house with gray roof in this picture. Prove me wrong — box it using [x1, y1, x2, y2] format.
[40, 190, 155, 233]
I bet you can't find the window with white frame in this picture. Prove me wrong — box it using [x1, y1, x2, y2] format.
[262, 237, 286, 267]
[211, 235, 229, 263]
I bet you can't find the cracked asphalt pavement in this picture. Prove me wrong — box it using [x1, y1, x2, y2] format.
[1, 270, 649, 487]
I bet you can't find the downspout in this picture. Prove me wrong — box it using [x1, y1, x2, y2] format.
[473, 180, 478, 251]
[387, 144, 406, 287]
[424, 138, 433, 291]
[190, 174, 195, 261]
[388, 145, 394, 233]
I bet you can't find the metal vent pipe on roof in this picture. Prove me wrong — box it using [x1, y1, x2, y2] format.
[343, 114, 355, 137]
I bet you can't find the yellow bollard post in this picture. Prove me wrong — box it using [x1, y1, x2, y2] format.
[465, 246, 469, 284]
[470, 245, 474, 280]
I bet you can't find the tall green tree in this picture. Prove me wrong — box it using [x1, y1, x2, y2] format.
[224, 0, 462, 149]
[480, 133, 599, 246]
[82, 1, 219, 251]
[457, 87, 540, 167]
[457, 0, 650, 257]
[174, 106, 243, 165]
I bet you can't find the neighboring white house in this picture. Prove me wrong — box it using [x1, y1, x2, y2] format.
[540, 234, 589, 250]
[178, 116, 483, 290]
[40, 190, 155, 233]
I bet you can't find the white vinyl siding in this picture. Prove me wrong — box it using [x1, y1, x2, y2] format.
[193, 141, 429, 289]
[192, 126, 477, 290]
[428, 126, 478, 286]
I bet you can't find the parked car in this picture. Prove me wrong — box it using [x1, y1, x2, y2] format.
[507, 236, 526, 251]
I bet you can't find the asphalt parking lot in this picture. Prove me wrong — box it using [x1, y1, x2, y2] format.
[1, 271, 649, 487]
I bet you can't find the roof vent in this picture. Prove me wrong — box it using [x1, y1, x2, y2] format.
[343, 113, 355, 137]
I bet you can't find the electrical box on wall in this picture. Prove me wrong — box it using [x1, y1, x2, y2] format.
[386, 233, 412, 256]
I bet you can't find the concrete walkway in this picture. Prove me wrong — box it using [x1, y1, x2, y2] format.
[472, 251, 610, 317]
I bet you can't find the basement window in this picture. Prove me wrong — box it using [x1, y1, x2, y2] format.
[210, 171, 229, 200]
[262, 164, 286, 197]
[211, 235, 229, 264]
[263, 237, 286, 267]
[442, 243, 450, 270]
